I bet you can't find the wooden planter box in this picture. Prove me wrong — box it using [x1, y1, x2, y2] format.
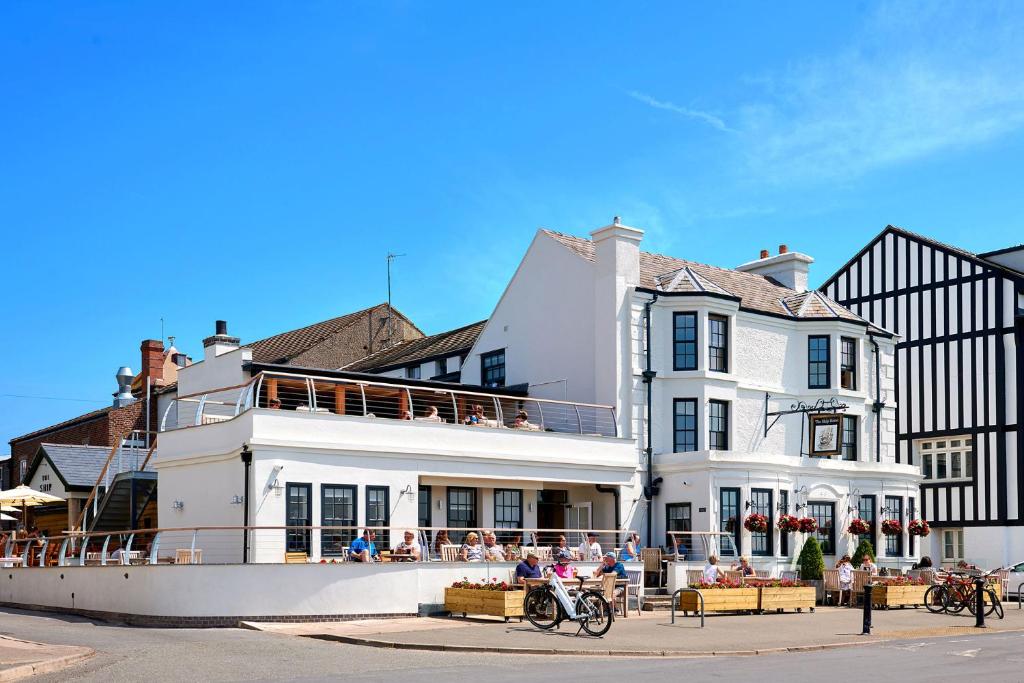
[444, 588, 525, 621]
[870, 584, 927, 608]
[678, 588, 759, 613]
[758, 586, 816, 612]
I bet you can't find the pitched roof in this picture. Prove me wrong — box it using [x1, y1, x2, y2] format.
[245, 303, 423, 365]
[542, 230, 868, 324]
[344, 320, 486, 373]
[27, 443, 117, 490]
[9, 406, 112, 445]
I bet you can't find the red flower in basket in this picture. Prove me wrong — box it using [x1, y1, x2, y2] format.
[797, 517, 818, 533]
[881, 519, 902, 535]
[847, 518, 870, 535]
[776, 514, 800, 533]
[743, 513, 769, 533]
[907, 519, 930, 537]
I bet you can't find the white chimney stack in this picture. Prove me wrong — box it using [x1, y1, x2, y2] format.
[736, 244, 813, 292]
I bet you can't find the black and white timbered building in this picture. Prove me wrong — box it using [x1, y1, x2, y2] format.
[823, 226, 1024, 567]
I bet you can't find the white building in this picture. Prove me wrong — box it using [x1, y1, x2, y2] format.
[823, 226, 1024, 568]
[156, 220, 921, 570]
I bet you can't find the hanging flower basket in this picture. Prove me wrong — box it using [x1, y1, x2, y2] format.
[743, 513, 769, 533]
[776, 515, 800, 533]
[797, 517, 818, 533]
[847, 518, 870, 535]
[881, 519, 902, 535]
[907, 519, 930, 537]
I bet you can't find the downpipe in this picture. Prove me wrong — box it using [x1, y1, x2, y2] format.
[642, 292, 659, 549]
[868, 335, 883, 463]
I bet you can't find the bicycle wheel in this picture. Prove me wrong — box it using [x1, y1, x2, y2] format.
[524, 587, 561, 630]
[988, 590, 1004, 620]
[924, 585, 949, 614]
[576, 590, 612, 637]
[947, 587, 969, 614]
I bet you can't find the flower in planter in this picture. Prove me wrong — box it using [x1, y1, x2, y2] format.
[776, 514, 800, 533]
[881, 519, 902, 535]
[692, 578, 743, 589]
[797, 517, 818, 533]
[759, 578, 806, 588]
[907, 519, 930, 537]
[847, 518, 870, 535]
[743, 513, 769, 533]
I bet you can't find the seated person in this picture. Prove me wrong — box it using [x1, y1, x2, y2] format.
[482, 532, 505, 561]
[579, 532, 602, 561]
[703, 555, 720, 582]
[504, 534, 522, 561]
[593, 552, 627, 579]
[401, 410, 413, 420]
[433, 530, 452, 554]
[670, 536, 688, 557]
[417, 406, 443, 422]
[620, 532, 639, 561]
[513, 410, 532, 429]
[731, 556, 754, 576]
[861, 556, 879, 575]
[461, 532, 484, 561]
[515, 552, 542, 583]
[350, 530, 380, 563]
[463, 405, 486, 425]
[915, 556, 933, 569]
[553, 550, 576, 579]
[392, 531, 421, 561]
[268, 398, 282, 409]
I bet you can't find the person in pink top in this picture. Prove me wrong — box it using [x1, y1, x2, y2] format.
[552, 550, 576, 579]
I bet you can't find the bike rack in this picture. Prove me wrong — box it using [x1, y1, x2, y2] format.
[670, 588, 704, 628]
[1017, 580, 1024, 610]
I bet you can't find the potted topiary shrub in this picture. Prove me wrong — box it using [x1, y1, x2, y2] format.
[797, 537, 826, 603]
[852, 539, 876, 568]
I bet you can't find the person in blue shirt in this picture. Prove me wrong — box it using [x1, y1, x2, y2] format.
[620, 532, 641, 561]
[514, 552, 542, 583]
[593, 552, 627, 579]
[349, 530, 379, 562]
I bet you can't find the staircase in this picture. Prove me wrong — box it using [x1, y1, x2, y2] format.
[86, 471, 157, 532]
[641, 590, 675, 611]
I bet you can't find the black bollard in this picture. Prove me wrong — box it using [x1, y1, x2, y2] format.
[862, 583, 873, 635]
[975, 577, 986, 628]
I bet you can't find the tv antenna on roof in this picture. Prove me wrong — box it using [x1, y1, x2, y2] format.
[384, 252, 405, 349]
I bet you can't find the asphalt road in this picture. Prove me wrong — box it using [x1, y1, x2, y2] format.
[2, 608, 1022, 682]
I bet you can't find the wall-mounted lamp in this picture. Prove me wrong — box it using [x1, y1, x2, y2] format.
[744, 500, 752, 510]
[437, 499, 443, 510]
[400, 485, 414, 499]
[528, 502, 533, 512]
[776, 501, 789, 513]
[794, 503, 807, 512]
[172, 500, 185, 510]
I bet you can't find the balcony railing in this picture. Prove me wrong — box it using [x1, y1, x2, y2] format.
[160, 371, 618, 437]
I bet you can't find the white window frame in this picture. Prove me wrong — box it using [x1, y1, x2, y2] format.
[941, 528, 965, 564]
[917, 436, 973, 483]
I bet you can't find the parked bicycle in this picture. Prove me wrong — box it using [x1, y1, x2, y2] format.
[924, 570, 1004, 619]
[523, 566, 613, 636]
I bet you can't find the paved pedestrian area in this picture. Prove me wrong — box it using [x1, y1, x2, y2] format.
[246, 606, 1024, 656]
[0, 634, 92, 680]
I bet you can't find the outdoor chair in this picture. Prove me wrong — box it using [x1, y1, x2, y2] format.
[723, 570, 743, 584]
[600, 573, 620, 618]
[994, 569, 1010, 597]
[822, 569, 841, 605]
[780, 570, 798, 581]
[641, 548, 662, 587]
[754, 569, 771, 578]
[440, 544, 461, 562]
[919, 569, 936, 584]
[686, 569, 704, 586]
[625, 569, 644, 616]
[535, 547, 553, 561]
[175, 549, 203, 565]
[851, 569, 870, 604]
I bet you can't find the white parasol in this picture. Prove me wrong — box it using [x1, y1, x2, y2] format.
[0, 485, 64, 536]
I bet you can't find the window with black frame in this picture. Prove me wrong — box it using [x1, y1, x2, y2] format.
[720, 488, 741, 556]
[406, 365, 421, 380]
[285, 483, 312, 554]
[779, 490, 789, 556]
[367, 486, 390, 549]
[857, 494, 876, 545]
[908, 498, 916, 557]
[840, 337, 856, 389]
[418, 485, 431, 529]
[481, 350, 505, 387]
[447, 487, 477, 542]
[808, 501, 835, 555]
[321, 484, 357, 556]
[842, 416, 858, 461]
[493, 489, 522, 543]
[674, 399, 697, 452]
[709, 400, 729, 450]
[885, 496, 902, 557]
[750, 488, 773, 556]
[666, 503, 692, 553]
[808, 335, 831, 389]
[673, 312, 698, 371]
[709, 315, 728, 372]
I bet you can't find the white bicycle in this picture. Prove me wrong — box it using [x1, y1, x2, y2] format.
[523, 567, 613, 637]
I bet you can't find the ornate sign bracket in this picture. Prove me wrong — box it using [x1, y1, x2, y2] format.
[764, 393, 849, 457]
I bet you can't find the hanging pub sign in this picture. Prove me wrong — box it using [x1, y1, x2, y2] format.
[808, 413, 843, 457]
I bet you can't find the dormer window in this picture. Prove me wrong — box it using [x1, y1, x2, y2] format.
[406, 365, 421, 380]
[808, 335, 831, 389]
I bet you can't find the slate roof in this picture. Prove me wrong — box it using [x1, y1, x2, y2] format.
[542, 230, 868, 324]
[26, 443, 130, 490]
[344, 320, 486, 373]
[245, 303, 423, 365]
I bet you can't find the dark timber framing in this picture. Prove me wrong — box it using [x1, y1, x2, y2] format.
[823, 225, 1024, 529]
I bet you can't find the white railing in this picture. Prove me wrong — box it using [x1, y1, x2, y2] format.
[160, 371, 618, 437]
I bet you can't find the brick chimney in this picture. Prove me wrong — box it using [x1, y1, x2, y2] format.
[140, 339, 165, 387]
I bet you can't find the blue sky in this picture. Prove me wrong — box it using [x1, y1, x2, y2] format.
[2, 1, 1023, 447]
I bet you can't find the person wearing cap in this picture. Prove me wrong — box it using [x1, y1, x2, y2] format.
[579, 532, 602, 561]
[593, 552, 627, 579]
[553, 550, 576, 579]
[515, 551, 542, 583]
